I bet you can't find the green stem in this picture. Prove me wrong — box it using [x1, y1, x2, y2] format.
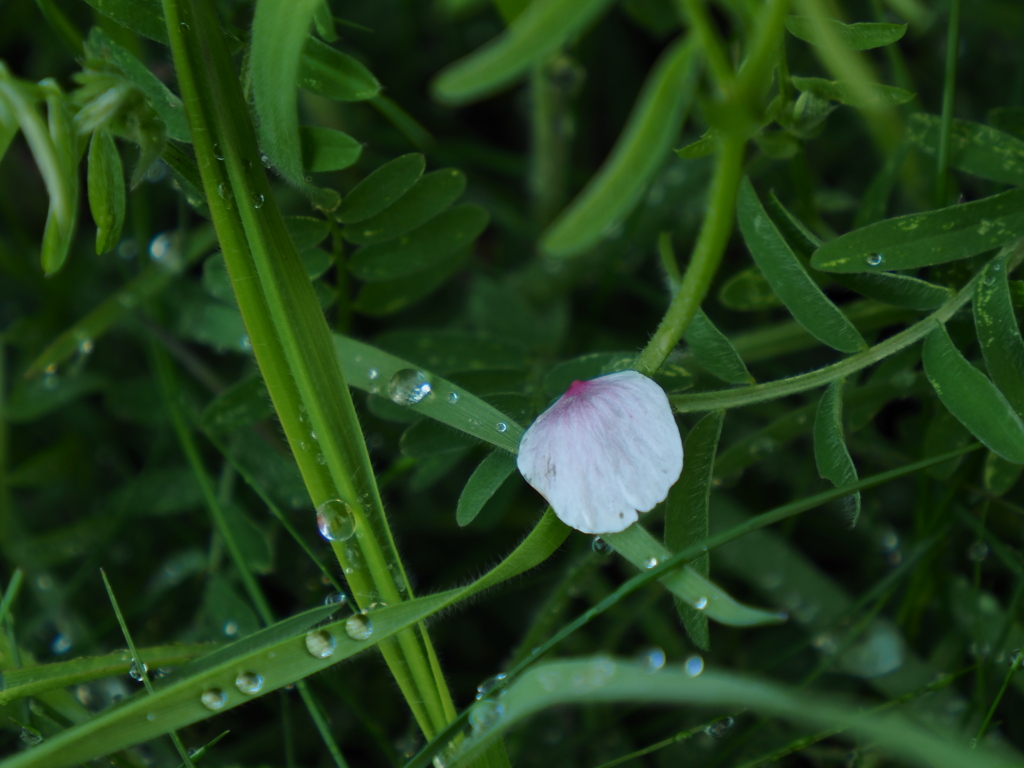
[673, 0, 735, 95]
[936, 0, 961, 208]
[635, 132, 746, 375]
[529, 62, 569, 227]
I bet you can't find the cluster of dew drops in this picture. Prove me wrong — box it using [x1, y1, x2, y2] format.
[367, 367, 507, 433]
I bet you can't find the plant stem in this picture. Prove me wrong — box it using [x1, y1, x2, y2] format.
[529, 61, 569, 226]
[936, 0, 961, 208]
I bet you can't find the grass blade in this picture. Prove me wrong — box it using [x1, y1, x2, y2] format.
[813, 379, 860, 525]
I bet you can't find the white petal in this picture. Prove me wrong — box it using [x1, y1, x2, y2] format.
[516, 370, 684, 534]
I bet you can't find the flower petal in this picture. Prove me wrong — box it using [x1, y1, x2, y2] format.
[517, 370, 684, 534]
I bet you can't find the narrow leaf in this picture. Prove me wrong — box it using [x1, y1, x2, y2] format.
[665, 410, 724, 650]
[785, 16, 908, 50]
[922, 324, 1024, 463]
[344, 168, 466, 245]
[298, 37, 381, 102]
[909, 113, 1024, 187]
[811, 188, 1024, 273]
[40, 82, 80, 275]
[814, 380, 861, 525]
[718, 266, 782, 310]
[337, 153, 425, 224]
[87, 129, 125, 255]
[352, 250, 468, 316]
[80, 0, 168, 44]
[737, 177, 866, 353]
[984, 451, 1023, 496]
[349, 204, 489, 281]
[541, 36, 699, 258]
[299, 126, 362, 173]
[974, 254, 1024, 416]
[431, 0, 616, 103]
[457, 450, 518, 526]
[684, 311, 754, 385]
[791, 76, 914, 109]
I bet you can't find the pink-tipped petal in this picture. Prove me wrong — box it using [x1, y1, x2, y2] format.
[517, 370, 684, 534]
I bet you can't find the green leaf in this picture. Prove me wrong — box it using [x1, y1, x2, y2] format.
[81, 0, 168, 44]
[684, 310, 754, 385]
[974, 254, 1024, 417]
[300, 126, 362, 173]
[790, 76, 915, 109]
[674, 130, 715, 159]
[983, 451, 1023, 497]
[431, 0, 618, 104]
[542, 352, 636, 398]
[541, 37, 699, 257]
[201, 375, 274, 433]
[785, 16, 908, 50]
[349, 204, 489, 281]
[909, 113, 1024, 187]
[717, 266, 782, 310]
[814, 379, 861, 525]
[376, 330, 529, 374]
[298, 37, 381, 102]
[352, 249, 468, 316]
[36, 80, 81, 275]
[86, 129, 125, 255]
[344, 168, 466, 245]
[284, 215, 331, 251]
[337, 153, 425, 224]
[988, 106, 1024, 141]
[457, 450, 518, 526]
[922, 324, 1024, 463]
[603, 524, 785, 626]
[737, 178, 866, 353]
[665, 410, 724, 651]
[811, 188, 1024, 273]
[249, 0, 341, 209]
[400, 419, 478, 458]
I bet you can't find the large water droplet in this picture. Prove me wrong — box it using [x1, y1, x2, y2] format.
[388, 369, 432, 406]
[684, 654, 704, 677]
[234, 671, 264, 694]
[305, 629, 337, 659]
[316, 499, 356, 542]
[637, 647, 665, 672]
[866, 253, 884, 267]
[128, 659, 147, 681]
[475, 672, 507, 700]
[345, 613, 373, 641]
[200, 688, 227, 710]
[468, 699, 505, 734]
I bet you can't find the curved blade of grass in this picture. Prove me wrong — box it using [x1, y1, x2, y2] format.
[737, 177, 866, 353]
[431, 0, 616, 104]
[540, 36, 699, 258]
[603, 524, 785, 627]
[454, 659, 1015, 768]
[0, 512, 567, 768]
[973, 253, 1024, 416]
[457, 450, 518, 527]
[785, 16, 908, 50]
[813, 379, 860, 525]
[665, 410, 724, 649]
[249, 0, 340, 209]
[910, 113, 1024, 187]
[811, 188, 1024, 273]
[922, 323, 1024, 463]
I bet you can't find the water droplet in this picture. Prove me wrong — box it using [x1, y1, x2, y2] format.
[315, 453, 327, 465]
[637, 647, 665, 672]
[694, 596, 708, 610]
[496, 422, 508, 433]
[146, 712, 156, 721]
[200, 688, 227, 710]
[217, 182, 229, 200]
[19, 726, 43, 746]
[684, 654, 704, 677]
[447, 391, 459, 404]
[260, 154, 271, 168]
[591, 536, 612, 555]
[178, 21, 190, 32]
[324, 591, 348, 607]
[212, 143, 223, 160]
[251, 192, 265, 209]
[222, 620, 239, 637]
[239, 335, 251, 352]
[388, 369, 433, 405]
[234, 671, 264, 694]
[345, 613, 373, 641]
[77, 338, 94, 357]
[967, 541, 990, 562]
[475, 672, 507, 700]
[367, 368, 379, 381]
[468, 699, 504, 734]
[866, 253, 884, 267]
[51, 634, 72, 655]
[305, 629, 337, 659]
[149, 232, 183, 271]
[643, 557, 658, 569]
[704, 716, 735, 738]
[243, 158, 253, 171]
[316, 499, 356, 541]
[128, 659, 148, 681]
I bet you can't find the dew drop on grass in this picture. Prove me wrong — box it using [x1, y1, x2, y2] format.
[866, 253, 884, 267]
[128, 659, 147, 681]
[388, 369, 432, 405]
[704, 716, 735, 738]
[251, 192, 265, 209]
[234, 671, 264, 694]
[684, 654, 704, 677]
[469, 699, 505, 734]
[324, 591, 348, 607]
[637, 647, 665, 672]
[694, 596, 708, 610]
[178, 21, 189, 33]
[967, 541, 990, 562]
[475, 672, 506, 700]
[217, 182, 229, 200]
[643, 557, 658, 569]
[591, 536, 612, 555]
[19, 726, 43, 746]
[200, 688, 227, 710]
[345, 613, 373, 641]
[212, 143, 223, 160]
[260, 154, 271, 168]
[316, 499, 356, 541]
[305, 629, 337, 659]
[496, 422, 507, 433]
[222, 620, 239, 637]
[447, 391, 459, 404]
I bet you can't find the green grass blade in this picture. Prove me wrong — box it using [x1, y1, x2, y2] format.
[973, 253, 1024, 416]
[431, 0, 616, 104]
[922, 323, 1024, 463]
[540, 36, 699, 258]
[737, 177, 866, 353]
[813, 379, 860, 525]
[811, 189, 1024, 272]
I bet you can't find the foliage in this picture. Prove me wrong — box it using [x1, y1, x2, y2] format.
[2, 0, 1024, 766]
